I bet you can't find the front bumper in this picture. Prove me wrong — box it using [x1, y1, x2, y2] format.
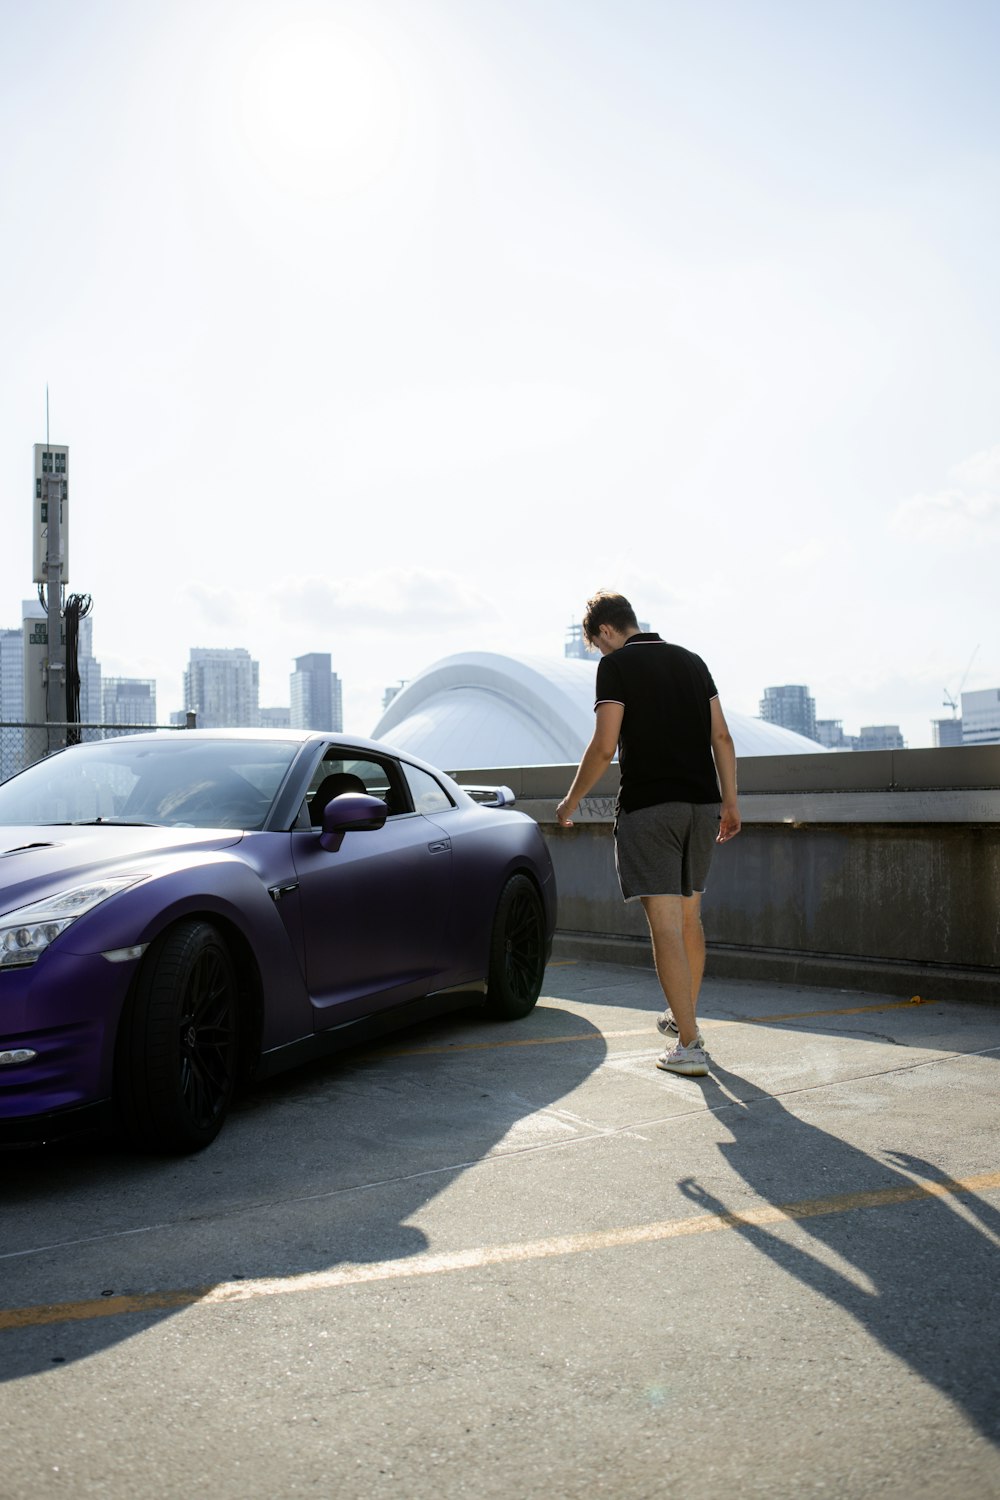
[0, 947, 135, 1144]
[0, 1095, 113, 1149]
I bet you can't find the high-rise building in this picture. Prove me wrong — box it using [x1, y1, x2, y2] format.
[815, 719, 856, 751]
[77, 613, 102, 725]
[760, 684, 817, 742]
[14, 604, 102, 740]
[0, 627, 23, 721]
[103, 677, 157, 727]
[932, 718, 964, 748]
[856, 724, 906, 751]
[382, 680, 408, 709]
[21, 598, 48, 724]
[290, 653, 342, 731]
[564, 623, 589, 660]
[184, 647, 260, 728]
[0, 627, 26, 777]
[961, 687, 1000, 745]
[260, 705, 292, 729]
[565, 617, 650, 658]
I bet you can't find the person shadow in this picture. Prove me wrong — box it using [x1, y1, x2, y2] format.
[676, 1060, 1000, 1444]
[0, 1002, 607, 1382]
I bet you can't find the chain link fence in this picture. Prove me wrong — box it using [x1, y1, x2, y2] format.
[0, 721, 194, 784]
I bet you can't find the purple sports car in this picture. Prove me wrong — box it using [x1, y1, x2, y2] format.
[0, 730, 556, 1153]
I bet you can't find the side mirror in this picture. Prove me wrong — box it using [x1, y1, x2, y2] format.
[319, 793, 389, 852]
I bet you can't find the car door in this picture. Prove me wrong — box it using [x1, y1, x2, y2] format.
[290, 749, 453, 1026]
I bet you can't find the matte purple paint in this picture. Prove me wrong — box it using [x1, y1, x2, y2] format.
[0, 731, 556, 1145]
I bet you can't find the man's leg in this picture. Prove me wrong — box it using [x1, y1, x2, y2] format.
[683, 893, 706, 1015]
[640, 895, 700, 1048]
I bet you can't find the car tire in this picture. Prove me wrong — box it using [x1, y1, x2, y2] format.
[117, 919, 240, 1153]
[483, 873, 546, 1020]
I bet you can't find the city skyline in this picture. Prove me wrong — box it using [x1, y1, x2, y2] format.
[2, 1, 998, 745]
[6, 592, 990, 749]
[1, 612, 346, 726]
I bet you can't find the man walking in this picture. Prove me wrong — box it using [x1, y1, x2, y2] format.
[556, 591, 741, 1077]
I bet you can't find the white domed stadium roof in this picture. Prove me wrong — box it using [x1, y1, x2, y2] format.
[372, 652, 827, 770]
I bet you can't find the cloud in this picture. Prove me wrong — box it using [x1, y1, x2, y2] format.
[269, 569, 498, 631]
[892, 444, 1000, 539]
[178, 583, 250, 632]
[336, 383, 605, 485]
[952, 446, 1000, 490]
[591, 570, 686, 614]
[776, 537, 827, 570]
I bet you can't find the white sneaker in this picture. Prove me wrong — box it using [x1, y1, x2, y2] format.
[656, 1042, 709, 1077]
[656, 1009, 704, 1049]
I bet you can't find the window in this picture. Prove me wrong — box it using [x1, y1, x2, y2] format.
[305, 751, 407, 825]
[401, 762, 454, 815]
[0, 738, 299, 831]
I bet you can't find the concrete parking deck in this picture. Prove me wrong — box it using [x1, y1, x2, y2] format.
[2, 962, 998, 1500]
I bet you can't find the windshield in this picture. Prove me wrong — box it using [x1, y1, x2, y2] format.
[0, 738, 301, 830]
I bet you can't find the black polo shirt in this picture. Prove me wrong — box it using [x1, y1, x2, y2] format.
[594, 633, 720, 812]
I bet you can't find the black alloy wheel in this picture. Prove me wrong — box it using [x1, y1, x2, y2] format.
[484, 873, 546, 1020]
[117, 919, 240, 1153]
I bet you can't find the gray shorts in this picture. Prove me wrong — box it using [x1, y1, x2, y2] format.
[614, 801, 720, 901]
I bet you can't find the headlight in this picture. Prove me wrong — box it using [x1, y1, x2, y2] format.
[0, 876, 149, 969]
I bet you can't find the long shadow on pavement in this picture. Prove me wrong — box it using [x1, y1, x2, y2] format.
[0, 1002, 607, 1382]
[682, 1061, 1000, 1446]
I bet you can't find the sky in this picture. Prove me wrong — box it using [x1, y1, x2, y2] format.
[1, 0, 998, 747]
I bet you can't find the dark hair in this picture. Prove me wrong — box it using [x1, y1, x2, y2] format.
[581, 590, 640, 645]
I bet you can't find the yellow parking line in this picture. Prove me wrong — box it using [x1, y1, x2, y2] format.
[745, 997, 941, 1023]
[366, 1029, 643, 1059]
[368, 994, 944, 1059]
[3, 1170, 998, 1333]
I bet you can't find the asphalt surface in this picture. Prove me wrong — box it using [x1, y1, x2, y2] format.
[2, 962, 998, 1500]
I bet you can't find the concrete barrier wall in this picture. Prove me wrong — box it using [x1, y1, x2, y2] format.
[454, 747, 1000, 1004]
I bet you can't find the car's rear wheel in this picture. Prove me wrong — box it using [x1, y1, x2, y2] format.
[117, 919, 240, 1153]
[484, 874, 546, 1020]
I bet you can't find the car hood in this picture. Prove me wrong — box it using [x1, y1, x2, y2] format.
[0, 825, 245, 913]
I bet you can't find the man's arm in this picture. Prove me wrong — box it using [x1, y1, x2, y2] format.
[556, 702, 624, 827]
[710, 697, 741, 842]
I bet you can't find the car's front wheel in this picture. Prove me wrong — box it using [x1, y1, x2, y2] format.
[484, 874, 546, 1020]
[117, 919, 240, 1153]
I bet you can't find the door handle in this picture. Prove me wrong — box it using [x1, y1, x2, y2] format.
[426, 839, 451, 853]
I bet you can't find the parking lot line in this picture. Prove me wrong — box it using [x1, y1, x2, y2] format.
[3, 1170, 998, 1334]
[366, 994, 948, 1060]
[366, 1028, 647, 1059]
[745, 997, 942, 1022]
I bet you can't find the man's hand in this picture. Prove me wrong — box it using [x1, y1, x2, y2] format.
[557, 702, 621, 830]
[717, 800, 741, 842]
[556, 797, 577, 828]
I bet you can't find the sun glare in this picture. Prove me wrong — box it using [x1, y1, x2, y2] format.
[238, 19, 403, 196]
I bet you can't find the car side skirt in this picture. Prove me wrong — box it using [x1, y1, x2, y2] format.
[252, 983, 488, 1082]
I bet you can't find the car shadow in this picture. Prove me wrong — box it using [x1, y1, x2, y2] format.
[0, 997, 607, 1382]
[682, 1060, 1000, 1445]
